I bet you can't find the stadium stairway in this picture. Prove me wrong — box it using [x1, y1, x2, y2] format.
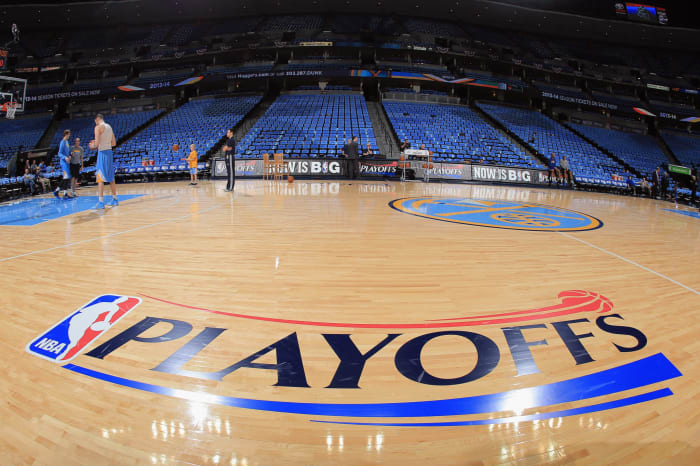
[36, 117, 63, 149]
[99, 103, 184, 159]
[116, 109, 172, 146]
[563, 122, 643, 178]
[651, 130, 681, 165]
[472, 103, 549, 168]
[367, 101, 401, 158]
[206, 93, 271, 161]
[233, 96, 275, 142]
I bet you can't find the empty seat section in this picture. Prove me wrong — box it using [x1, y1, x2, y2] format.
[570, 123, 668, 179]
[478, 102, 631, 184]
[116, 95, 261, 169]
[383, 101, 542, 168]
[50, 109, 163, 169]
[237, 94, 377, 158]
[662, 131, 700, 167]
[0, 115, 52, 169]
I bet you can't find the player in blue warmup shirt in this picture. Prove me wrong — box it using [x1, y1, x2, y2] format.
[54, 129, 75, 199]
[548, 153, 561, 186]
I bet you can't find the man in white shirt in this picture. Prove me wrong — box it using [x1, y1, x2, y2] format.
[90, 114, 117, 209]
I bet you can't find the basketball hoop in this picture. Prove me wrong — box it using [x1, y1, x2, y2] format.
[3, 102, 18, 120]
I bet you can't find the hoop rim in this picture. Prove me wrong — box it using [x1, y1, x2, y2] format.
[4, 101, 19, 119]
[2, 101, 19, 111]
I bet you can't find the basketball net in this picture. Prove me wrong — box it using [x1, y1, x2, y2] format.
[3, 102, 18, 120]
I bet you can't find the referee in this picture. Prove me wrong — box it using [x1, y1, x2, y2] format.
[223, 129, 236, 192]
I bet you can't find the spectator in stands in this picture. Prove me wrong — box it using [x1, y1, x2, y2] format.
[548, 153, 561, 186]
[529, 132, 537, 144]
[640, 177, 651, 197]
[36, 168, 51, 193]
[626, 176, 636, 196]
[70, 138, 84, 197]
[30, 160, 38, 174]
[478, 158, 486, 165]
[559, 155, 573, 187]
[22, 168, 35, 195]
[7, 147, 20, 178]
[652, 167, 661, 198]
[345, 136, 360, 179]
[363, 143, 373, 157]
[400, 139, 411, 152]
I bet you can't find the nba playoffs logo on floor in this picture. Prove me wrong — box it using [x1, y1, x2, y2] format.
[39, 290, 682, 427]
[390, 197, 602, 231]
[26, 295, 141, 363]
[26, 291, 682, 427]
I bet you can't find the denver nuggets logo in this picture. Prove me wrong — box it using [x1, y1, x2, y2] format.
[389, 197, 602, 231]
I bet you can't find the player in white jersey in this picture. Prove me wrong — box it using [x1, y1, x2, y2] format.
[90, 114, 118, 209]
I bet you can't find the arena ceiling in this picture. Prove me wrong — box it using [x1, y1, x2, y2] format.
[0, 0, 697, 49]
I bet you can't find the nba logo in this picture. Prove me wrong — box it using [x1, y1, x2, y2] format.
[26, 295, 141, 363]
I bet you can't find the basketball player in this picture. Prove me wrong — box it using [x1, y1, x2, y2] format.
[54, 129, 74, 199]
[91, 114, 117, 209]
[222, 129, 236, 192]
[548, 153, 561, 186]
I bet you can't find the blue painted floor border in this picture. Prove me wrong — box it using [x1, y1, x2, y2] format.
[0, 195, 144, 226]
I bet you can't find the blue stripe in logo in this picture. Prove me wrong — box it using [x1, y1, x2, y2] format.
[63, 353, 681, 422]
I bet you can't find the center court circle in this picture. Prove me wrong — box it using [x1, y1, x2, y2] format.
[389, 197, 603, 231]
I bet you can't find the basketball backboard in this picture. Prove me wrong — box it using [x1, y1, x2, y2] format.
[0, 75, 27, 115]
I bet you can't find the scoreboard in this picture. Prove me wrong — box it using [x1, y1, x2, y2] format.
[615, 3, 669, 25]
[0, 49, 7, 70]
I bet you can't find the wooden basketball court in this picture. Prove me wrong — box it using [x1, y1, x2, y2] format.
[1, 179, 698, 464]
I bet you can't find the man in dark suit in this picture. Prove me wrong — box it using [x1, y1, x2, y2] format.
[346, 136, 360, 179]
[222, 129, 236, 192]
[652, 167, 660, 198]
[340, 138, 351, 157]
[660, 167, 669, 200]
[690, 164, 697, 206]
